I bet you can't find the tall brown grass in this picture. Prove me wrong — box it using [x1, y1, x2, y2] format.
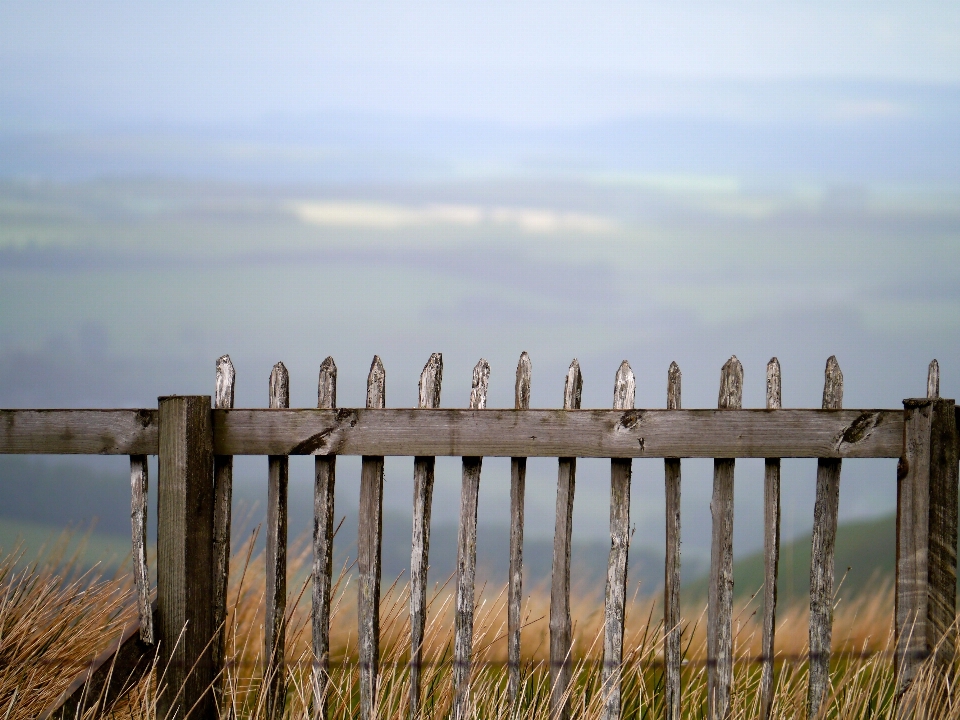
[4, 532, 960, 719]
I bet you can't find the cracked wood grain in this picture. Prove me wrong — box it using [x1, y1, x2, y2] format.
[602, 361, 635, 720]
[266, 362, 290, 720]
[508, 351, 531, 705]
[212, 354, 234, 690]
[708, 356, 742, 720]
[759, 358, 781, 720]
[359, 356, 386, 720]
[409, 353, 442, 720]
[313, 356, 337, 720]
[453, 359, 490, 720]
[807, 356, 843, 719]
[130, 454, 152, 645]
[551, 360, 583, 720]
[664, 361, 682, 720]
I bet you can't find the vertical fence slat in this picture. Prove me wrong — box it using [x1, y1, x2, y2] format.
[807, 356, 843, 719]
[759, 358, 781, 720]
[157, 395, 215, 720]
[212, 354, 235, 688]
[130, 454, 153, 645]
[266, 362, 290, 720]
[663, 362, 682, 720]
[550, 360, 583, 720]
[313, 357, 337, 720]
[359, 356, 386, 720]
[409, 353, 443, 719]
[895, 390, 958, 710]
[602, 361, 635, 720]
[453, 359, 490, 720]
[708, 355, 742, 720]
[928, 359, 940, 400]
[508, 352, 532, 705]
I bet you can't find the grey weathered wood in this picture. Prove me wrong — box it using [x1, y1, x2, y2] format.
[156, 395, 215, 720]
[664, 361, 682, 720]
[551, 360, 583, 720]
[759, 358, 781, 720]
[409, 353, 442, 720]
[453, 359, 490, 720]
[508, 351, 531, 704]
[358, 356, 386, 720]
[0, 409, 158, 454]
[313, 356, 337, 720]
[602, 361, 635, 720]
[708, 356, 742, 720]
[212, 354, 235, 689]
[928, 359, 940, 400]
[807, 356, 844, 719]
[265, 362, 290, 720]
[895, 397, 958, 710]
[130, 454, 153, 645]
[210, 408, 903, 459]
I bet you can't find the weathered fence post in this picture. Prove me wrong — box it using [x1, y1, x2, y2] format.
[266, 363, 290, 720]
[359, 356, 386, 720]
[508, 352, 532, 705]
[157, 395, 215, 720]
[708, 356, 742, 720]
[602, 360, 635, 720]
[550, 360, 583, 720]
[759, 358, 781, 720]
[313, 356, 337, 720]
[409, 353, 442, 719]
[807, 356, 843, 719]
[663, 362, 682, 720]
[895, 390, 958, 709]
[212, 354, 235, 701]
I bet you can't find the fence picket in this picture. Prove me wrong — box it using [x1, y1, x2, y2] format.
[313, 356, 337, 719]
[759, 358, 782, 720]
[928, 359, 940, 400]
[409, 353, 443, 719]
[130, 454, 152, 645]
[212, 354, 235, 686]
[708, 356, 742, 720]
[806, 356, 844, 718]
[266, 362, 290, 720]
[509, 352, 532, 704]
[550, 360, 583, 720]
[359, 356, 386, 720]
[664, 362, 682, 720]
[453, 359, 490, 720]
[602, 361, 635, 720]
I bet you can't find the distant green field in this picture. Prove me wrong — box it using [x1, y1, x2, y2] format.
[685, 514, 896, 603]
[0, 517, 134, 573]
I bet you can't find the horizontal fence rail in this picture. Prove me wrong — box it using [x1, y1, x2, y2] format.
[1, 407, 906, 458]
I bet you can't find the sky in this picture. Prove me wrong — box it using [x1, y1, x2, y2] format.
[1, 2, 959, 580]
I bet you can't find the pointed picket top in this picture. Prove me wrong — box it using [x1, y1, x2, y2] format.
[667, 362, 682, 411]
[470, 359, 491, 410]
[563, 360, 583, 411]
[766, 358, 782, 410]
[821, 356, 843, 410]
[269, 362, 289, 409]
[419, 354, 443, 409]
[216, 355, 235, 410]
[367, 356, 386, 409]
[928, 359, 940, 399]
[515, 352, 532, 410]
[318, 357, 337, 410]
[613, 361, 635, 411]
[718, 356, 743, 410]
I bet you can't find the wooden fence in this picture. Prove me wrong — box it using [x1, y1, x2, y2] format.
[2, 353, 956, 720]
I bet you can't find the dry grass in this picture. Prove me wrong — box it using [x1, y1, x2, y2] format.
[4, 533, 960, 719]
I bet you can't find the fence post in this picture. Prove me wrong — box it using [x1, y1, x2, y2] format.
[895, 396, 958, 707]
[157, 395, 215, 720]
